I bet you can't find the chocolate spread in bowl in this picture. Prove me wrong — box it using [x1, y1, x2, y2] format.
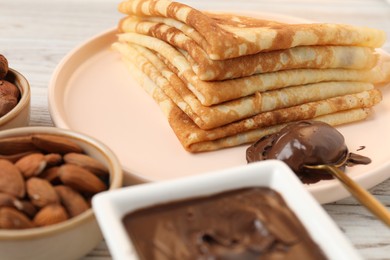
[246, 121, 371, 183]
[122, 187, 327, 260]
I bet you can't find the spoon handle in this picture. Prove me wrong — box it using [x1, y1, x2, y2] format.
[324, 165, 390, 227]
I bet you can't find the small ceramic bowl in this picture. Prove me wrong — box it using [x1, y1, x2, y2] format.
[0, 126, 123, 260]
[0, 68, 31, 130]
[92, 160, 362, 260]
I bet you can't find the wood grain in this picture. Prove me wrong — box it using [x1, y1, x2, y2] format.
[1, 0, 390, 259]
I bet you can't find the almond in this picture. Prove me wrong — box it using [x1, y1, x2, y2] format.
[0, 207, 35, 229]
[58, 164, 107, 194]
[55, 185, 90, 217]
[31, 134, 83, 154]
[13, 200, 37, 218]
[40, 166, 61, 184]
[0, 159, 25, 198]
[44, 153, 62, 166]
[0, 151, 39, 163]
[0, 192, 17, 208]
[26, 177, 59, 208]
[63, 153, 108, 177]
[33, 204, 68, 227]
[15, 153, 47, 178]
[0, 135, 36, 155]
[0, 192, 37, 218]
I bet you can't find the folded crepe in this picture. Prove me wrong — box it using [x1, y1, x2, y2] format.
[119, 16, 379, 80]
[119, 53, 382, 152]
[118, 0, 386, 60]
[116, 0, 387, 152]
[117, 32, 389, 106]
[113, 41, 379, 130]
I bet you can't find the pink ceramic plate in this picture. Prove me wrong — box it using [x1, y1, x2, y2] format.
[48, 12, 390, 204]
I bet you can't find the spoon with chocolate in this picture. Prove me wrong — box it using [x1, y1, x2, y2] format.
[246, 120, 390, 227]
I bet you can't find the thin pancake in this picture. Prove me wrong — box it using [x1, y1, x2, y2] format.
[118, 0, 386, 59]
[114, 42, 375, 130]
[118, 32, 390, 106]
[121, 55, 382, 152]
[119, 16, 379, 80]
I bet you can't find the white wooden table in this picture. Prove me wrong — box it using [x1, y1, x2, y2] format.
[1, 0, 390, 259]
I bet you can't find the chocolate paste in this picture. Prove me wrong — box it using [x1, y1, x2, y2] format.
[122, 187, 327, 260]
[246, 121, 371, 183]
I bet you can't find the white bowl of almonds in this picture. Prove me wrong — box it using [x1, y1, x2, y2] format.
[0, 126, 123, 260]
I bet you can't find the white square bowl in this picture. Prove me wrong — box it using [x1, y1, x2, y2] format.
[92, 160, 361, 260]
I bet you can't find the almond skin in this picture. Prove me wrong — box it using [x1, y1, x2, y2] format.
[0, 151, 39, 163]
[0, 159, 25, 198]
[0, 192, 17, 208]
[44, 153, 62, 166]
[40, 166, 61, 184]
[26, 177, 60, 208]
[0, 136, 36, 155]
[63, 153, 108, 177]
[13, 200, 37, 218]
[15, 153, 47, 178]
[55, 185, 90, 217]
[0, 207, 35, 229]
[31, 134, 83, 154]
[0, 192, 37, 218]
[33, 204, 68, 227]
[58, 164, 107, 194]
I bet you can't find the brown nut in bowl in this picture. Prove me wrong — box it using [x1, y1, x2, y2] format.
[0, 54, 30, 130]
[0, 126, 123, 260]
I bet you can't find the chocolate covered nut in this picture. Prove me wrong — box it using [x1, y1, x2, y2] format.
[0, 54, 8, 79]
[0, 80, 20, 117]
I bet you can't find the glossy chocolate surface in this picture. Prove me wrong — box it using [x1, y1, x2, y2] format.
[246, 121, 371, 183]
[123, 187, 327, 260]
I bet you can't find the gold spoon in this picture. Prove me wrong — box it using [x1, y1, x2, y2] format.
[305, 158, 390, 227]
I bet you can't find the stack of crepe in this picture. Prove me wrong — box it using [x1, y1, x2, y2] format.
[114, 0, 390, 152]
